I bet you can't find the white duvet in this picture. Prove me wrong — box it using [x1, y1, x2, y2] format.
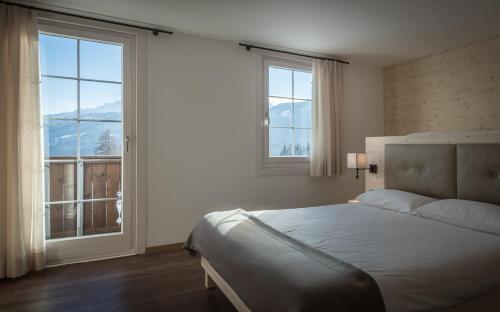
[250, 203, 500, 311]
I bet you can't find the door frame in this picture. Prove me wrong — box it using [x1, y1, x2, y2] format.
[37, 12, 147, 266]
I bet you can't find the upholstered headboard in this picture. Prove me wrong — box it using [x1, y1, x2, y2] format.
[457, 144, 500, 205]
[385, 144, 457, 198]
[384, 142, 500, 205]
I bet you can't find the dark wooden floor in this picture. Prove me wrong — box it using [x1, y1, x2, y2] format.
[0, 247, 236, 312]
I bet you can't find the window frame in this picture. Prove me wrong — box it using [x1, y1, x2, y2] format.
[37, 13, 147, 264]
[255, 52, 313, 176]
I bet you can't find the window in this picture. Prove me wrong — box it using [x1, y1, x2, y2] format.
[267, 65, 312, 157]
[256, 54, 313, 175]
[40, 32, 123, 239]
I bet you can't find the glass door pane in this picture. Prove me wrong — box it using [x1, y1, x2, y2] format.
[40, 33, 123, 240]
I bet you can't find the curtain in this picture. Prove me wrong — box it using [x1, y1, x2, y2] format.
[310, 59, 343, 176]
[0, 4, 45, 278]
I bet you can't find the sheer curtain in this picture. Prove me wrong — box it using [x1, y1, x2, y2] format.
[0, 4, 45, 278]
[310, 59, 343, 177]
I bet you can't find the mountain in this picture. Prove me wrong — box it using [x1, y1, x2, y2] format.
[44, 100, 122, 157]
[45, 100, 311, 158]
[268, 101, 311, 156]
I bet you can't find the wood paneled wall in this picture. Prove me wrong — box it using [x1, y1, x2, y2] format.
[384, 35, 500, 135]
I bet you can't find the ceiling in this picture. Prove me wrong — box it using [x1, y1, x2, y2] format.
[28, 0, 500, 67]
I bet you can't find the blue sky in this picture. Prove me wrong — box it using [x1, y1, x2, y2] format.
[39, 33, 122, 116]
[268, 66, 312, 107]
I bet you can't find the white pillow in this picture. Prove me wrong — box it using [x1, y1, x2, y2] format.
[356, 189, 436, 214]
[417, 199, 500, 235]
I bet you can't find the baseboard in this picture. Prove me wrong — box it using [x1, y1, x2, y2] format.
[46, 243, 186, 267]
[146, 242, 184, 254]
[46, 250, 137, 267]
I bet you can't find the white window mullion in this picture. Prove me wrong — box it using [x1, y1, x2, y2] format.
[76, 38, 84, 237]
[291, 70, 295, 156]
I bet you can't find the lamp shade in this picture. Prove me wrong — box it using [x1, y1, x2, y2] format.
[347, 153, 368, 169]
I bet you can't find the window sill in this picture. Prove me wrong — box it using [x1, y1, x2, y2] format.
[257, 161, 310, 176]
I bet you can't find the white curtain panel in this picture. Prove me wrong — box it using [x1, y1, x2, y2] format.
[310, 59, 343, 176]
[0, 4, 45, 278]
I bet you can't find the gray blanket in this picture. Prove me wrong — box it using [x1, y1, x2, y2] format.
[184, 209, 386, 312]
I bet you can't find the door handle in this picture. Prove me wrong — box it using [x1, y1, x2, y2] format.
[125, 136, 130, 152]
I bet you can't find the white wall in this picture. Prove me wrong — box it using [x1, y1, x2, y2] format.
[146, 33, 383, 246]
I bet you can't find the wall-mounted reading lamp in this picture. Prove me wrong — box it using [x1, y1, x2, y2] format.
[347, 153, 378, 179]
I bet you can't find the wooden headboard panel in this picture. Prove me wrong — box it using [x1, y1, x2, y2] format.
[365, 130, 500, 192]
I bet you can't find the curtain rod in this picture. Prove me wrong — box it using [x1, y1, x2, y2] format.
[239, 43, 349, 64]
[0, 1, 173, 35]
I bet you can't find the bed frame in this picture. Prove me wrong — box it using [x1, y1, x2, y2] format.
[202, 130, 500, 312]
[201, 257, 251, 312]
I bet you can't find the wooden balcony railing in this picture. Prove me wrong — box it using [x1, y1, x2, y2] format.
[45, 156, 122, 239]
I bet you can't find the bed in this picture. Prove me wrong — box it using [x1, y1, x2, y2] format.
[185, 135, 500, 312]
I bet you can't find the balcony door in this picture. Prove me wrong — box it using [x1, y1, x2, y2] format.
[39, 19, 141, 265]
